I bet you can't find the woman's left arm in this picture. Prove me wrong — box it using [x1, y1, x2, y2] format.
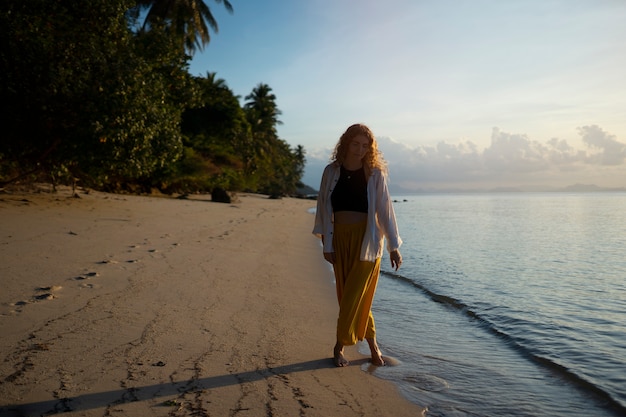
[389, 249, 402, 270]
[376, 171, 402, 253]
[373, 171, 403, 270]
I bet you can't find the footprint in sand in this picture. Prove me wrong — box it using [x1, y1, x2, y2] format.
[10, 300, 29, 311]
[10, 285, 65, 308]
[37, 285, 63, 292]
[33, 293, 54, 300]
[73, 272, 99, 280]
[71, 272, 103, 289]
[34, 285, 62, 301]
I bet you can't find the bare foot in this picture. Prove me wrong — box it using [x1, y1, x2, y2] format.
[366, 337, 386, 366]
[333, 343, 349, 367]
[371, 352, 385, 366]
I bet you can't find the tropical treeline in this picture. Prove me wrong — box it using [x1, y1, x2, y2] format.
[0, 0, 306, 196]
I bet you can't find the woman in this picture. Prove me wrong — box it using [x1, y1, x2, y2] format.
[313, 123, 402, 367]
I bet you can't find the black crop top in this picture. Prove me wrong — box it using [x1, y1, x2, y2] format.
[331, 166, 368, 213]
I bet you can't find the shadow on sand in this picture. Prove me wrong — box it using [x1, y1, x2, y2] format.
[2, 358, 373, 415]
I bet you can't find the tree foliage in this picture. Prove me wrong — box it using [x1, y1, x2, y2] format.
[1, 1, 305, 196]
[167, 72, 250, 192]
[130, 0, 233, 54]
[243, 83, 304, 195]
[1, 0, 195, 189]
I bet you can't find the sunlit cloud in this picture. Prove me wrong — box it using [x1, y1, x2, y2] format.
[578, 125, 626, 166]
[303, 125, 626, 192]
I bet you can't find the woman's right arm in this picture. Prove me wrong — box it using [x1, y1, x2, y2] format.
[313, 165, 336, 261]
[313, 166, 330, 239]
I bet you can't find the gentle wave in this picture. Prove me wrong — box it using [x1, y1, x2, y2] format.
[381, 269, 626, 415]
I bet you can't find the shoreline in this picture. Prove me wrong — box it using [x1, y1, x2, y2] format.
[0, 186, 425, 416]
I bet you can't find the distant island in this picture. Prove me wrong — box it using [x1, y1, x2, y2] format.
[297, 183, 626, 198]
[390, 183, 626, 194]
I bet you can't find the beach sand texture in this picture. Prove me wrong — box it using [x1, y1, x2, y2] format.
[0, 187, 424, 416]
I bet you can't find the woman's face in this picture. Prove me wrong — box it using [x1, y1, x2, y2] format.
[346, 134, 370, 162]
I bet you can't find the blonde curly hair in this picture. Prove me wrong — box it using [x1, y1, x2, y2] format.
[331, 123, 387, 176]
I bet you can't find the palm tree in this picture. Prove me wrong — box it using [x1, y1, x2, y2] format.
[244, 83, 282, 136]
[204, 71, 229, 91]
[134, 0, 233, 54]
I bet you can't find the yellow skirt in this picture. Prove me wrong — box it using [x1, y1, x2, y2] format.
[332, 221, 381, 346]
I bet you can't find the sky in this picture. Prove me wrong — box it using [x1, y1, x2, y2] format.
[189, 0, 626, 191]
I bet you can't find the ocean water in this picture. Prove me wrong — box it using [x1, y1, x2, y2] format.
[362, 192, 626, 417]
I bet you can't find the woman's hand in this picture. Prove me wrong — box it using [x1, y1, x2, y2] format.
[390, 249, 402, 271]
[323, 252, 336, 264]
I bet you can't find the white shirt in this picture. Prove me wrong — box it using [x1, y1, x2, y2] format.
[312, 162, 402, 262]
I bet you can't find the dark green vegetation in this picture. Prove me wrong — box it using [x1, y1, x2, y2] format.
[1, 0, 306, 196]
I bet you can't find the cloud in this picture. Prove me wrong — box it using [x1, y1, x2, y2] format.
[578, 125, 626, 166]
[302, 125, 626, 191]
[483, 129, 552, 172]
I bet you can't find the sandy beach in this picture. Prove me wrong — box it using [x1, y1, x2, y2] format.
[0, 186, 425, 416]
